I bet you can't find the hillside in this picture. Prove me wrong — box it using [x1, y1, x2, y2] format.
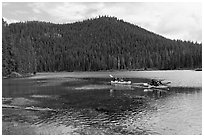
[2, 16, 202, 76]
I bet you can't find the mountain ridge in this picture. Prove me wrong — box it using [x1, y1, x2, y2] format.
[2, 16, 202, 76]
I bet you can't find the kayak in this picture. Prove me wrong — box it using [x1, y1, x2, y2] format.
[143, 88, 168, 92]
[111, 80, 132, 85]
[147, 85, 169, 89]
[132, 83, 169, 89]
[109, 74, 131, 85]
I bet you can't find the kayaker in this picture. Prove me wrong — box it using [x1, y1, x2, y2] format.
[120, 78, 124, 81]
[114, 77, 119, 81]
[158, 80, 163, 85]
[150, 79, 160, 86]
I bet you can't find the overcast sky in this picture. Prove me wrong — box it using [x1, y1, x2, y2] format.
[2, 2, 202, 43]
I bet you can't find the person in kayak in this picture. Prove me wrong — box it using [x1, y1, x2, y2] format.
[113, 77, 119, 81]
[150, 79, 161, 86]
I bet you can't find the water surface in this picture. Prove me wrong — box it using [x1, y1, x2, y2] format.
[2, 70, 202, 135]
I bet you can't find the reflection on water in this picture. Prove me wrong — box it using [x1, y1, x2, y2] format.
[143, 89, 168, 99]
[2, 72, 202, 135]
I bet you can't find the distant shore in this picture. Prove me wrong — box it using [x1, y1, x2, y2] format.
[3, 67, 201, 80]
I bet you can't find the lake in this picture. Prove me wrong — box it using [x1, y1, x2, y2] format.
[2, 70, 202, 135]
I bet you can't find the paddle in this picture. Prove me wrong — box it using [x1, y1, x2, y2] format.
[109, 74, 114, 78]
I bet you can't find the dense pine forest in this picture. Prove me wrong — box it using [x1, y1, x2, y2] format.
[2, 16, 202, 76]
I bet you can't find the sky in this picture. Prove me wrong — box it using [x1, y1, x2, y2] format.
[2, 2, 202, 43]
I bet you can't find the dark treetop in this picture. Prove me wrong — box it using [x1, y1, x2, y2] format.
[2, 16, 202, 76]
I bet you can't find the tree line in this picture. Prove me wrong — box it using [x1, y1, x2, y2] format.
[2, 16, 202, 76]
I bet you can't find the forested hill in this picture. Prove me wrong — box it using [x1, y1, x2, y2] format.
[2, 16, 202, 76]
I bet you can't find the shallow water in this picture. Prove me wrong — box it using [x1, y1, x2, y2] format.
[2, 70, 202, 135]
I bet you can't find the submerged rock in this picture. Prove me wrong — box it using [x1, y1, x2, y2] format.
[75, 84, 110, 90]
[11, 97, 38, 106]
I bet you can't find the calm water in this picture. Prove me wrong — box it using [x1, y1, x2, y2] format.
[2, 70, 202, 135]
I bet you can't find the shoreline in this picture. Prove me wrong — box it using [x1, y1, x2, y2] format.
[3, 70, 202, 88]
[3, 68, 201, 79]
